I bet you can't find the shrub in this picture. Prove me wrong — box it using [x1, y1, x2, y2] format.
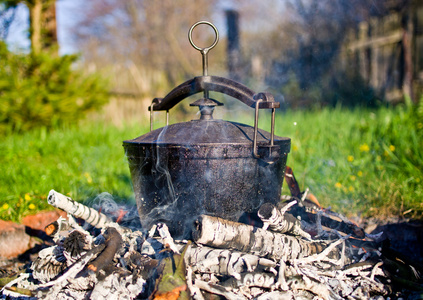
[0, 42, 109, 134]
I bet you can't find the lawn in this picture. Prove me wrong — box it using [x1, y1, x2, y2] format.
[1, 104, 422, 222]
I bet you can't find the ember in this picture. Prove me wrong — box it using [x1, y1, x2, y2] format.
[1, 173, 422, 299]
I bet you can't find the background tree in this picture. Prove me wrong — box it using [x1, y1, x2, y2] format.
[0, 0, 109, 134]
[69, 0, 220, 96]
[0, 0, 57, 54]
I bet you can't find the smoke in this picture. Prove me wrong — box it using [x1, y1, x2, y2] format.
[86, 192, 142, 230]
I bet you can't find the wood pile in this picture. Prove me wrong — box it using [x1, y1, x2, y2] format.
[1, 170, 422, 299]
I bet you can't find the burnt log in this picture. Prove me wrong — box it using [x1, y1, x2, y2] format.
[87, 227, 123, 275]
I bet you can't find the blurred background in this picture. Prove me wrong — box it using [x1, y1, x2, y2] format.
[0, 0, 422, 222]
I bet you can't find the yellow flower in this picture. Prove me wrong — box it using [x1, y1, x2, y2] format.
[357, 171, 363, 177]
[359, 143, 370, 152]
[84, 172, 93, 184]
[2, 203, 9, 210]
[389, 145, 395, 152]
[292, 145, 298, 151]
[24, 193, 31, 201]
[347, 155, 354, 162]
[350, 175, 356, 181]
[28, 203, 36, 210]
[348, 186, 354, 192]
[335, 182, 342, 188]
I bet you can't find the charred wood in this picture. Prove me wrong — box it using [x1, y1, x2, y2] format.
[63, 230, 93, 264]
[31, 246, 67, 283]
[87, 227, 123, 275]
[44, 216, 70, 237]
[284, 166, 302, 198]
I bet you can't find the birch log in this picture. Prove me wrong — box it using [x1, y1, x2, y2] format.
[48, 190, 111, 228]
[258, 202, 311, 240]
[184, 244, 277, 278]
[192, 215, 338, 261]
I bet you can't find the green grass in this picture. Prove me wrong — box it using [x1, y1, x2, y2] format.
[0, 121, 149, 221]
[1, 104, 422, 222]
[272, 105, 423, 219]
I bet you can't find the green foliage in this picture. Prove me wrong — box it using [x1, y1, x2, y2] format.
[0, 42, 109, 134]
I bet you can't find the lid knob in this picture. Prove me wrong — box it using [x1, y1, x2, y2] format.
[190, 98, 223, 120]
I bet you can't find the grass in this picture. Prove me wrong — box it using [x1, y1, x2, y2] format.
[0, 103, 422, 222]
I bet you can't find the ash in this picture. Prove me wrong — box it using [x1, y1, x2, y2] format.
[1, 190, 422, 300]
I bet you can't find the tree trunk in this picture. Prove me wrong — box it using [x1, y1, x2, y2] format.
[28, 0, 42, 54]
[27, 0, 58, 55]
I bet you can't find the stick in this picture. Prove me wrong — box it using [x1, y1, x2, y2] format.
[157, 223, 180, 254]
[48, 190, 112, 228]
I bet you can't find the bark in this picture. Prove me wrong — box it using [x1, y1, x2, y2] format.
[184, 244, 277, 278]
[192, 215, 334, 262]
[48, 190, 112, 229]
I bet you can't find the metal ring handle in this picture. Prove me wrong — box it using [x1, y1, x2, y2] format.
[188, 21, 219, 53]
[188, 21, 219, 77]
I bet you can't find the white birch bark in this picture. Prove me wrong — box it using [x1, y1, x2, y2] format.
[192, 215, 330, 261]
[48, 190, 112, 228]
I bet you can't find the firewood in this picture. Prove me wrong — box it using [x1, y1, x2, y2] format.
[63, 230, 93, 264]
[284, 166, 302, 198]
[156, 223, 180, 254]
[87, 227, 123, 274]
[221, 272, 276, 289]
[48, 190, 112, 229]
[192, 215, 334, 261]
[258, 202, 311, 240]
[31, 245, 67, 283]
[45, 216, 70, 237]
[193, 279, 246, 300]
[184, 244, 277, 279]
[37, 244, 105, 292]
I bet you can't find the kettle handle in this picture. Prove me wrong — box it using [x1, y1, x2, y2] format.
[149, 75, 279, 163]
[148, 75, 280, 112]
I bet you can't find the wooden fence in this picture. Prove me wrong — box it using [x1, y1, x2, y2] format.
[342, 3, 423, 103]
